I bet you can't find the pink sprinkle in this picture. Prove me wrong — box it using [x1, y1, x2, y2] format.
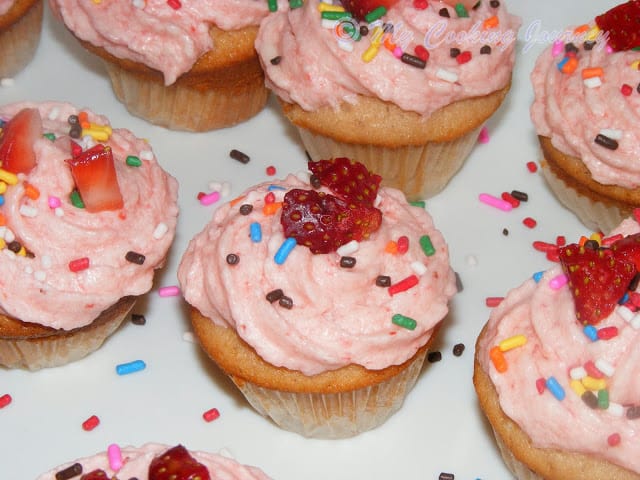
[535, 378, 546, 394]
[526, 161, 538, 173]
[158, 285, 180, 297]
[199, 191, 220, 206]
[108, 444, 123, 471]
[266, 166, 276, 176]
[551, 40, 564, 57]
[549, 274, 568, 290]
[393, 46, 403, 58]
[478, 126, 490, 144]
[82, 415, 100, 431]
[48, 196, 61, 209]
[0, 393, 12, 408]
[485, 297, 504, 307]
[523, 217, 537, 229]
[606, 44, 614, 54]
[608, 433, 621, 446]
[479, 193, 513, 212]
[203, 407, 220, 422]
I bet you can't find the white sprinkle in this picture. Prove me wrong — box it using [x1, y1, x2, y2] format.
[608, 402, 625, 417]
[55, 207, 64, 217]
[617, 305, 634, 322]
[410, 261, 428, 276]
[82, 135, 96, 149]
[632, 314, 640, 330]
[153, 222, 169, 239]
[140, 150, 154, 161]
[34, 270, 46, 282]
[583, 76, 602, 89]
[182, 331, 196, 343]
[321, 19, 338, 29]
[569, 366, 587, 380]
[1, 78, 15, 87]
[374, 194, 382, 208]
[466, 254, 478, 267]
[220, 181, 231, 198]
[132, 0, 145, 8]
[24, 265, 33, 275]
[436, 68, 458, 83]
[48, 107, 61, 121]
[336, 240, 359, 257]
[41, 255, 52, 268]
[595, 358, 615, 377]
[368, 19, 383, 29]
[208, 181, 222, 192]
[337, 40, 354, 52]
[19, 205, 38, 217]
[3, 228, 15, 243]
[599, 128, 622, 140]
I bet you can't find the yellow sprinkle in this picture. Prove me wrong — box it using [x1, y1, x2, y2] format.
[317, 2, 344, 12]
[81, 127, 110, 142]
[586, 26, 600, 41]
[0, 182, 7, 194]
[589, 232, 602, 244]
[632, 60, 640, 70]
[582, 376, 607, 391]
[370, 26, 384, 45]
[0, 169, 18, 186]
[498, 334, 527, 352]
[362, 44, 380, 63]
[570, 379, 587, 397]
[17, 246, 26, 257]
[0, 238, 5, 250]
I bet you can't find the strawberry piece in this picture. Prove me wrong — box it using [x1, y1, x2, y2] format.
[0, 108, 42, 174]
[308, 157, 381, 206]
[595, 1, 640, 52]
[559, 242, 637, 325]
[148, 445, 211, 480]
[81, 470, 109, 480]
[610, 232, 640, 271]
[340, 0, 399, 20]
[66, 144, 124, 213]
[281, 189, 382, 254]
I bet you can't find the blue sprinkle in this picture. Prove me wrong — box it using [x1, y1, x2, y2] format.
[546, 376, 565, 401]
[0, 195, 4, 207]
[267, 185, 287, 191]
[556, 57, 569, 71]
[274, 237, 297, 265]
[583, 325, 598, 342]
[619, 292, 629, 305]
[116, 359, 146, 375]
[250, 222, 262, 243]
[532, 271, 544, 283]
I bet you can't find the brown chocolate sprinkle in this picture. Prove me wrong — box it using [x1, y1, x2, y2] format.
[510, 190, 528, 202]
[480, 45, 492, 55]
[502, 228, 509, 236]
[125, 251, 146, 265]
[450, 48, 461, 58]
[427, 351, 442, 363]
[360, 25, 369, 36]
[55, 462, 82, 480]
[583, 239, 599, 250]
[239, 203, 253, 215]
[452, 343, 465, 357]
[131, 314, 146, 325]
[564, 42, 578, 54]
[455, 272, 463, 292]
[582, 391, 599, 409]
[584, 40, 596, 51]
[279, 295, 293, 309]
[489, 0, 500, 7]
[266, 288, 284, 303]
[439, 473, 455, 480]
[383, 23, 394, 34]
[438, 7, 450, 17]
[226, 253, 239, 265]
[69, 124, 82, 139]
[270, 56, 282, 65]
[229, 149, 250, 164]
[310, 174, 321, 189]
[375, 275, 391, 287]
[594, 133, 619, 150]
[6, 241, 21, 253]
[340, 256, 356, 268]
[627, 405, 640, 419]
[400, 53, 426, 69]
[630, 273, 640, 292]
[67, 115, 79, 126]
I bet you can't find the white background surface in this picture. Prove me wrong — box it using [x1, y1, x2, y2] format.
[0, 1, 620, 478]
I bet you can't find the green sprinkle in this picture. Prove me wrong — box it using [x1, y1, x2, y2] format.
[419, 235, 435, 256]
[43, 133, 56, 141]
[267, 0, 278, 12]
[70, 190, 85, 209]
[289, 0, 303, 7]
[126, 155, 142, 167]
[364, 5, 386, 23]
[454, 3, 469, 17]
[597, 389, 609, 409]
[392, 314, 417, 330]
[321, 10, 352, 20]
[409, 200, 426, 208]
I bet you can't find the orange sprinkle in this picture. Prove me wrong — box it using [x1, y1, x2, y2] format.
[573, 24, 589, 34]
[582, 67, 604, 79]
[561, 57, 579, 74]
[383, 34, 396, 51]
[262, 201, 282, 216]
[229, 195, 246, 207]
[384, 240, 398, 254]
[578, 236, 588, 246]
[483, 15, 499, 30]
[78, 111, 90, 129]
[24, 183, 40, 200]
[0, 213, 6, 226]
[490, 346, 508, 373]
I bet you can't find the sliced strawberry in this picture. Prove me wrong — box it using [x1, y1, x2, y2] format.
[308, 157, 381, 206]
[81, 470, 109, 480]
[281, 189, 382, 254]
[340, 0, 399, 20]
[66, 144, 124, 213]
[0, 108, 42, 174]
[559, 242, 636, 325]
[148, 445, 211, 480]
[595, 1, 640, 52]
[610, 232, 640, 271]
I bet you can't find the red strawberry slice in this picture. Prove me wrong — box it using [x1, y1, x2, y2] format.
[66, 144, 124, 213]
[610, 232, 640, 271]
[281, 189, 382, 254]
[559, 242, 636, 325]
[0, 108, 42, 174]
[595, 0, 640, 52]
[148, 445, 211, 480]
[340, 0, 399, 20]
[81, 470, 109, 480]
[308, 157, 381, 206]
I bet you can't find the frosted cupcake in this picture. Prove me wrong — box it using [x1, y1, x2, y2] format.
[178, 157, 457, 438]
[0, 101, 178, 370]
[474, 216, 640, 479]
[49, 0, 291, 131]
[531, 1, 640, 233]
[256, 0, 520, 200]
[0, 0, 43, 78]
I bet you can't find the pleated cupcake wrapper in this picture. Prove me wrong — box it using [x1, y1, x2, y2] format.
[297, 126, 481, 202]
[0, 0, 43, 78]
[0, 296, 136, 370]
[540, 160, 628, 234]
[230, 348, 427, 439]
[100, 61, 269, 132]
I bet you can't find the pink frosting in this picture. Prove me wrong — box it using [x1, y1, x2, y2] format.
[49, 0, 289, 85]
[531, 22, 640, 188]
[178, 174, 456, 376]
[255, 0, 520, 116]
[35, 443, 272, 480]
[477, 218, 640, 474]
[0, 0, 14, 16]
[0, 102, 178, 330]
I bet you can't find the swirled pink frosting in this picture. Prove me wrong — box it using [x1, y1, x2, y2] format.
[255, 0, 520, 116]
[0, 0, 14, 16]
[0, 102, 178, 330]
[477, 218, 640, 474]
[36, 443, 271, 480]
[49, 0, 289, 85]
[531, 22, 640, 188]
[178, 174, 456, 376]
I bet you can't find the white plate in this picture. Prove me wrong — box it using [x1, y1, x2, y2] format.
[0, 1, 618, 478]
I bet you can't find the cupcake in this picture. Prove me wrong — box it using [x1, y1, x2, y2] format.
[474, 216, 640, 479]
[48, 0, 291, 132]
[36, 443, 272, 479]
[531, 1, 640, 234]
[178, 157, 457, 438]
[0, 0, 43, 78]
[0, 101, 178, 370]
[255, 0, 520, 201]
